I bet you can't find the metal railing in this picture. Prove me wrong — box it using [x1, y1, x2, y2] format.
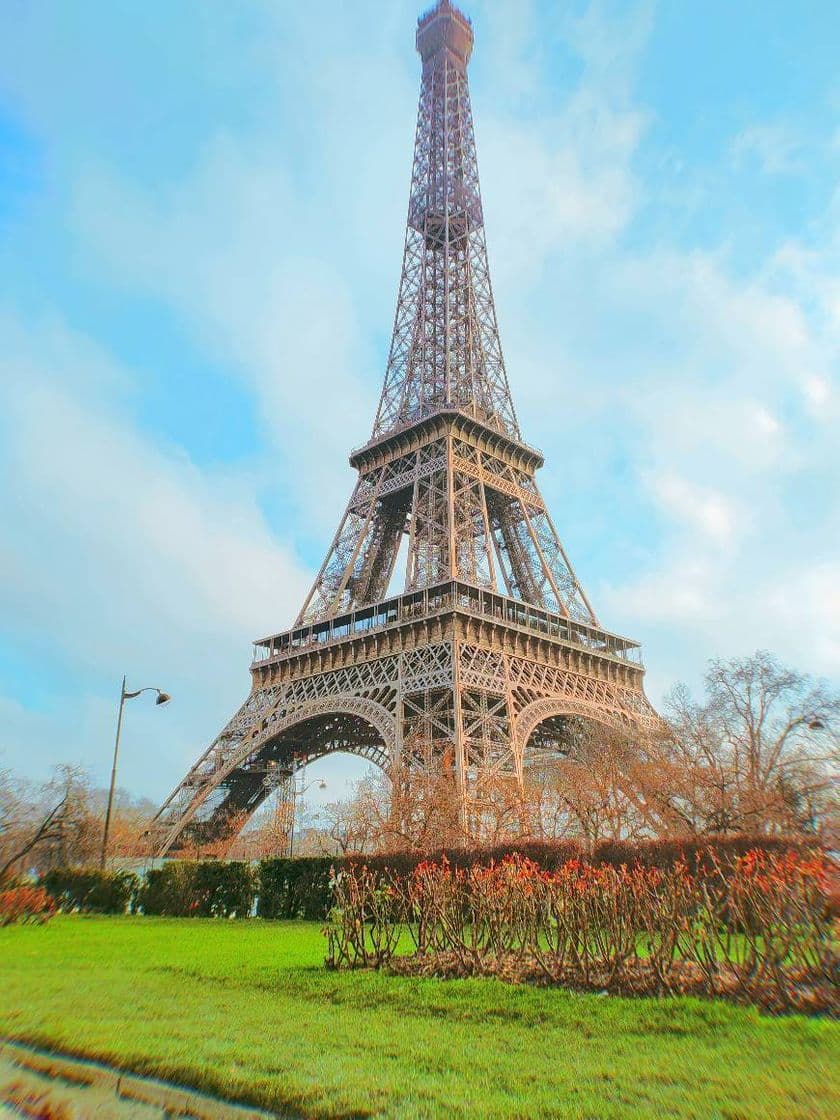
[253, 581, 642, 668]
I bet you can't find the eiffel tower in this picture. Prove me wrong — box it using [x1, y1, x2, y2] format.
[150, 0, 655, 856]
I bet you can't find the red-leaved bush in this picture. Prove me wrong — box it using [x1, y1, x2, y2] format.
[324, 849, 838, 1013]
[0, 884, 56, 926]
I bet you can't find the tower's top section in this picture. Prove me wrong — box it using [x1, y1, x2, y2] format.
[417, 1, 473, 69]
[371, 0, 520, 443]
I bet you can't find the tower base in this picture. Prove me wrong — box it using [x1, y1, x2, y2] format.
[150, 581, 655, 856]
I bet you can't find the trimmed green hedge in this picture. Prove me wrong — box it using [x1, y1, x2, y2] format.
[349, 840, 585, 881]
[41, 868, 138, 914]
[137, 860, 256, 918]
[39, 837, 812, 920]
[591, 835, 806, 872]
[260, 837, 809, 921]
[257, 858, 334, 920]
[134, 859, 331, 919]
[348, 835, 807, 877]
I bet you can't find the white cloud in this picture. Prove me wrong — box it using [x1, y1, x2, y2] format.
[731, 122, 805, 175]
[649, 474, 738, 546]
[523, 198, 839, 692]
[767, 564, 840, 673]
[480, 103, 643, 283]
[751, 406, 781, 436]
[802, 373, 832, 410]
[0, 312, 310, 794]
[603, 557, 724, 627]
[477, 2, 650, 288]
[74, 143, 376, 532]
[601, 277, 837, 681]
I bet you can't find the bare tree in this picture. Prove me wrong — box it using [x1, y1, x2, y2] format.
[387, 764, 467, 852]
[229, 796, 295, 861]
[655, 652, 839, 839]
[516, 653, 839, 848]
[0, 767, 69, 883]
[36, 765, 102, 869]
[521, 723, 656, 847]
[304, 766, 469, 856]
[0, 765, 97, 879]
[1, 764, 164, 876]
[174, 810, 250, 861]
[314, 787, 382, 855]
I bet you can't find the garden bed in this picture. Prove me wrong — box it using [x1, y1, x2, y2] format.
[325, 849, 839, 1015]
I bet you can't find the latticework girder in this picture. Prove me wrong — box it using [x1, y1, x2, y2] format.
[295, 0, 592, 627]
[149, 2, 655, 857]
[373, 5, 519, 441]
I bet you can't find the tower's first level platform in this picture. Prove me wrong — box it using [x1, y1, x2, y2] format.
[254, 579, 642, 681]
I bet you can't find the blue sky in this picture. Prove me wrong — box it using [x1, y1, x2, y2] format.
[0, 0, 838, 808]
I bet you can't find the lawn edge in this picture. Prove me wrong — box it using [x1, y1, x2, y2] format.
[0, 1037, 301, 1120]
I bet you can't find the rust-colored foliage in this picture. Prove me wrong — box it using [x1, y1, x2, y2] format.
[324, 848, 838, 1013]
[0, 884, 56, 926]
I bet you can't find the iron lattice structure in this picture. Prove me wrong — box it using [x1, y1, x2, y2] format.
[150, 1, 656, 856]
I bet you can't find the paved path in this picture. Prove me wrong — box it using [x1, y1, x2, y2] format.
[0, 1040, 287, 1119]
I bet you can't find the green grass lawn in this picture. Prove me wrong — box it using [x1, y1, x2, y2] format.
[1, 917, 837, 1119]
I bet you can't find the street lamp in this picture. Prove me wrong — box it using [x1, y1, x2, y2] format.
[100, 675, 171, 869]
[289, 772, 327, 858]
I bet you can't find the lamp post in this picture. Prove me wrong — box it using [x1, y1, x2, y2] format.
[288, 769, 327, 858]
[100, 675, 171, 869]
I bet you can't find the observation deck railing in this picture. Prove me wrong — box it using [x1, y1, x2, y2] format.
[253, 581, 642, 669]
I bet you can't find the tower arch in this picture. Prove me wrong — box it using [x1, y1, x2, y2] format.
[516, 698, 636, 760]
[155, 697, 397, 856]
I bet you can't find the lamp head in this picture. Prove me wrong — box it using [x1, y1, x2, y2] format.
[155, 691, 172, 706]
